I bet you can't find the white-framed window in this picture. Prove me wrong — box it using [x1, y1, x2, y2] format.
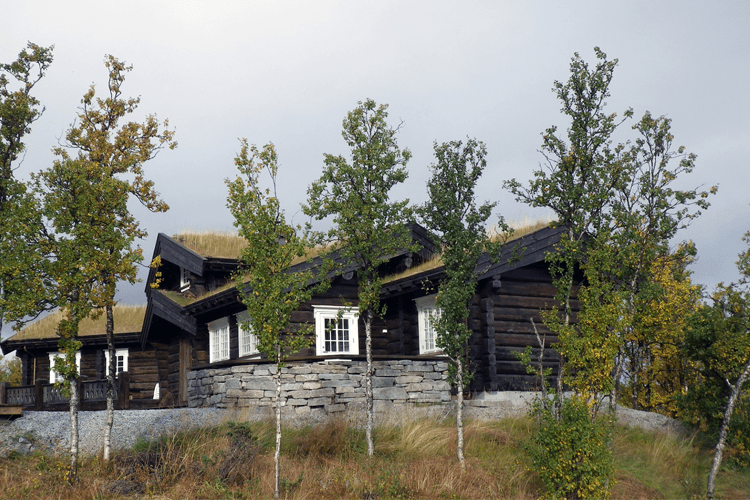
[208, 317, 230, 363]
[236, 312, 259, 357]
[104, 348, 129, 377]
[48, 351, 81, 384]
[415, 294, 441, 354]
[180, 267, 191, 292]
[313, 305, 359, 356]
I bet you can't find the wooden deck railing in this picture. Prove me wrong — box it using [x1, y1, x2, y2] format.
[0, 372, 131, 410]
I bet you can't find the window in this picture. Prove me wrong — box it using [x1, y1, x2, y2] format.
[48, 351, 81, 384]
[180, 267, 191, 292]
[104, 348, 129, 377]
[208, 317, 230, 363]
[236, 312, 259, 357]
[415, 295, 441, 354]
[313, 305, 359, 356]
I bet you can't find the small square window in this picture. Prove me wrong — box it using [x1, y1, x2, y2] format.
[313, 305, 359, 356]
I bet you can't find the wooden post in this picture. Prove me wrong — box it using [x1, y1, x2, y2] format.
[0, 382, 8, 405]
[34, 380, 44, 410]
[117, 372, 130, 410]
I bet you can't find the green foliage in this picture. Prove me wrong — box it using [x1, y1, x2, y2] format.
[304, 98, 415, 322]
[681, 282, 750, 466]
[227, 141, 320, 363]
[507, 47, 714, 415]
[31, 55, 174, 393]
[420, 138, 509, 389]
[504, 48, 634, 407]
[0, 43, 54, 332]
[526, 397, 615, 500]
[304, 98, 415, 456]
[0, 42, 54, 202]
[227, 140, 324, 499]
[507, 46, 714, 498]
[0, 354, 21, 385]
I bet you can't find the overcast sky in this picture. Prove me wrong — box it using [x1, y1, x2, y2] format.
[2, 1, 749, 337]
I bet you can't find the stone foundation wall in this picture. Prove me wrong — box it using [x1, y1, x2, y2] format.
[188, 359, 451, 418]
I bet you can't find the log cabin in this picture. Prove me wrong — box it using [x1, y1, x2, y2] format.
[2, 222, 576, 411]
[139, 223, 574, 409]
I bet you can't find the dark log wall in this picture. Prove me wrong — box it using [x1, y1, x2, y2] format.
[193, 280, 367, 362]
[19, 343, 164, 402]
[380, 262, 579, 393]
[129, 346, 162, 400]
[382, 294, 427, 357]
[473, 263, 578, 392]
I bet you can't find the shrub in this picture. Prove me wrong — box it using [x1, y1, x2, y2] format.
[526, 397, 615, 500]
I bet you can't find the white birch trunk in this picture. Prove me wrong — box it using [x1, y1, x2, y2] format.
[707, 356, 750, 500]
[456, 358, 465, 471]
[69, 379, 79, 482]
[274, 347, 282, 500]
[104, 303, 114, 461]
[365, 308, 374, 456]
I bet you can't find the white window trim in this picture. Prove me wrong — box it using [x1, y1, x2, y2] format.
[104, 348, 129, 377]
[208, 317, 230, 363]
[313, 305, 359, 356]
[48, 351, 81, 384]
[236, 312, 259, 357]
[415, 294, 441, 354]
[180, 267, 191, 292]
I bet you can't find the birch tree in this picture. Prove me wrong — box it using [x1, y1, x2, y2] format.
[420, 138, 508, 470]
[33, 156, 105, 481]
[227, 141, 322, 500]
[33, 55, 174, 475]
[682, 231, 750, 499]
[504, 47, 632, 412]
[50, 55, 174, 460]
[304, 99, 414, 456]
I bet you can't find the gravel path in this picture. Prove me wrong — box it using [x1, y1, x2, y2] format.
[0, 408, 231, 457]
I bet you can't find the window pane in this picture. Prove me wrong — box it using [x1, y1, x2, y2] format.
[324, 316, 350, 353]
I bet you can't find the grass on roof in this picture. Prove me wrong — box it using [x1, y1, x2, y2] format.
[172, 230, 248, 259]
[8, 305, 147, 341]
[171, 230, 338, 264]
[160, 240, 338, 307]
[382, 217, 555, 284]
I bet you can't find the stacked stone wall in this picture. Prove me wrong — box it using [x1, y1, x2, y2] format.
[188, 359, 451, 418]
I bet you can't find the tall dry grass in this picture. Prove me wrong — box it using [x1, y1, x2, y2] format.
[1, 415, 749, 499]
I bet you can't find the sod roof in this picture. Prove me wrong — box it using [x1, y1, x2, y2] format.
[4, 305, 147, 342]
[381, 218, 554, 284]
[170, 231, 247, 260]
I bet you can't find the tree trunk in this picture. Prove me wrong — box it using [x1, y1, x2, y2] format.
[556, 272, 573, 418]
[707, 356, 750, 500]
[274, 346, 282, 500]
[365, 307, 374, 456]
[68, 378, 79, 483]
[456, 358, 465, 471]
[104, 303, 115, 461]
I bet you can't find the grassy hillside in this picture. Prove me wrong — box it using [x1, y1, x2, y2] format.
[1, 416, 748, 499]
